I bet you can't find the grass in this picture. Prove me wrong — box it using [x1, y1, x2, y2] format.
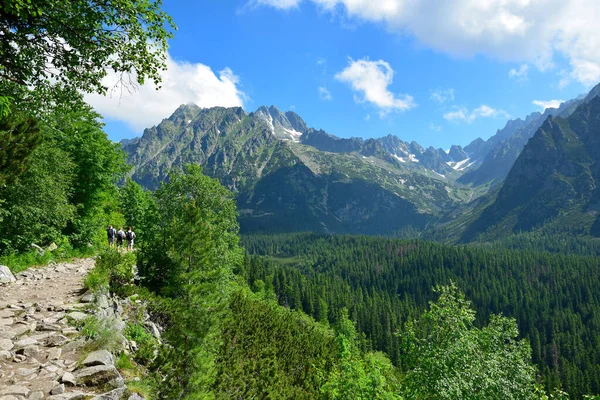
[77, 315, 124, 353]
[0, 245, 97, 274]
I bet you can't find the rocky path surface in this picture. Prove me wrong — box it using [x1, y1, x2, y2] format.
[0, 259, 130, 400]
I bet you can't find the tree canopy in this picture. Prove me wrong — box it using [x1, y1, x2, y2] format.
[0, 0, 175, 109]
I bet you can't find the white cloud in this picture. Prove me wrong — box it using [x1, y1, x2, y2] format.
[444, 105, 509, 124]
[532, 99, 564, 111]
[429, 122, 441, 132]
[257, 0, 600, 86]
[85, 53, 245, 132]
[509, 64, 529, 80]
[318, 86, 333, 100]
[251, 0, 301, 9]
[334, 58, 415, 115]
[430, 88, 455, 104]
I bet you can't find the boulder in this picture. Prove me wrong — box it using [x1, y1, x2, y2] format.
[82, 349, 114, 367]
[44, 334, 69, 347]
[0, 265, 16, 283]
[30, 243, 45, 255]
[74, 365, 121, 386]
[80, 293, 94, 303]
[67, 312, 88, 322]
[50, 384, 65, 395]
[47, 242, 58, 251]
[60, 371, 77, 386]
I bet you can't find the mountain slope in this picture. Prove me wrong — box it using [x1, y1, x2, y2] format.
[458, 86, 600, 187]
[122, 104, 469, 235]
[463, 95, 600, 241]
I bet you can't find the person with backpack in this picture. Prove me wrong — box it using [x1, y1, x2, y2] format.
[107, 225, 117, 248]
[126, 226, 136, 251]
[116, 227, 125, 249]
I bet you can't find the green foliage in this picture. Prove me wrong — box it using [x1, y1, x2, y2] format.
[124, 323, 157, 366]
[88, 248, 136, 293]
[321, 309, 401, 400]
[140, 164, 242, 398]
[398, 283, 537, 399]
[212, 289, 337, 399]
[242, 233, 600, 398]
[0, 0, 175, 110]
[119, 178, 156, 249]
[0, 102, 128, 254]
[0, 111, 41, 185]
[0, 140, 75, 252]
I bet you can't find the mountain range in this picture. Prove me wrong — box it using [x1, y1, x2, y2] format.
[121, 83, 600, 242]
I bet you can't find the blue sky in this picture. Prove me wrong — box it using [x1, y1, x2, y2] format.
[88, 0, 599, 149]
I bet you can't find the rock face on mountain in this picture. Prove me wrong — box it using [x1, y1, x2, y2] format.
[121, 83, 600, 238]
[122, 105, 474, 235]
[463, 94, 600, 240]
[458, 86, 599, 187]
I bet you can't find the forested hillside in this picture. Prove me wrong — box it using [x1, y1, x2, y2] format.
[242, 233, 600, 398]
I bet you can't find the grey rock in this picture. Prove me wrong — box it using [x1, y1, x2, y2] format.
[15, 337, 37, 348]
[0, 265, 16, 283]
[82, 349, 113, 367]
[44, 335, 69, 347]
[0, 386, 30, 397]
[96, 294, 109, 310]
[128, 395, 145, 400]
[0, 329, 16, 340]
[0, 350, 11, 360]
[12, 325, 30, 336]
[0, 338, 13, 350]
[47, 393, 86, 400]
[61, 339, 85, 353]
[28, 391, 45, 400]
[74, 365, 121, 386]
[61, 327, 78, 336]
[0, 309, 14, 318]
[30, 243, 45, 255]
[50, 384, 65, 395]
[16, 367, 37, 377]
[60, 371, 76, 386]
[17, 345, 43, 359]
[145, 321, 161, 340]
[67, 312, 87, 322]
[92, 388, 126, 400]
[0, 317, 13, 326]
[80, 293, 94, 303]
[46, 347, 62, 361]
[0, 396, 21, 400]
[36, 323, 62, 331]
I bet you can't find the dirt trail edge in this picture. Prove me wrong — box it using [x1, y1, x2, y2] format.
[0, 258, 130, 400]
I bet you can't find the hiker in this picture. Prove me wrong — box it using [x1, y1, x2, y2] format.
[116, 227, 125, 249]
[126, 226, 136, 251]
[107, 225, 117, 247]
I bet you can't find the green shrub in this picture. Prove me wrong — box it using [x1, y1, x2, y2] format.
[78, 316, 123, 353]
[88, 248, 136, 294]
[124, 322, 157, 366]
